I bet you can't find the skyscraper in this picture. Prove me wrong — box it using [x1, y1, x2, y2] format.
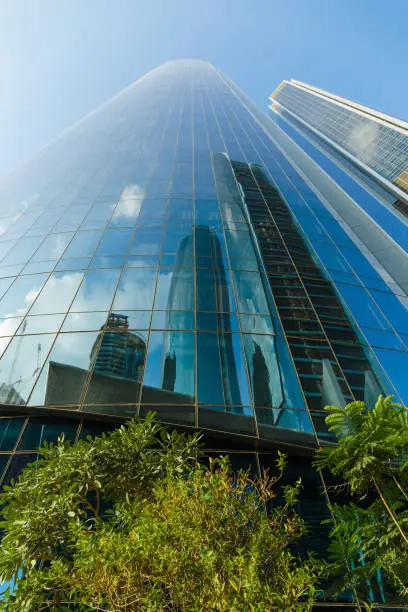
[270, 79, 408, 209]
[0, 60, 407, 604]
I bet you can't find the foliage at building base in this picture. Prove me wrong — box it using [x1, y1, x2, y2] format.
[0, 414, 326, 611]
[315, 395, 408, 606]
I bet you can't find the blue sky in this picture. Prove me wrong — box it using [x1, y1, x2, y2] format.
[0, 0, 407, 178]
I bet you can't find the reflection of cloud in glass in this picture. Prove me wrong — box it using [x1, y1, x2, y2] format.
[0, 334, 55, 404]
[0, 215, 19, 236]
[0, 317, 22, 338]
[30, 272, 84, 315]
[112, 184, 144, 222]
[28, 331, 101, 406]
[50, 332, 97, 368]
[0, 276, 48, 319]
[113, 268, 157, 312]
[348, 122, 378, 163]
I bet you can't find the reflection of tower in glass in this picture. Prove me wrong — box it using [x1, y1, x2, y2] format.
[162, 226, 242, 407]
[252, 343, 273, 408]
[91, 313, 146, 382]
[231, 160, 386, 412]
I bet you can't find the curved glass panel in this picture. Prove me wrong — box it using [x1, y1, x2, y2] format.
[0, 58, 403, 449]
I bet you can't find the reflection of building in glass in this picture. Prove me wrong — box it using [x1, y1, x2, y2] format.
[44, 312, 190, 408]
[0, 382, 25, 406]
[231, 160, 385, 416]
[91, 313, 146, 382]
[162, 226, 243, 408]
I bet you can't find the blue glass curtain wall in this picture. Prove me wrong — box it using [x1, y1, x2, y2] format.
[0, 59, 406, 448]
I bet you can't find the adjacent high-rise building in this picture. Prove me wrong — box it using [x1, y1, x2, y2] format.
[271, 79, 408, 211]
[0, 60, 407, 605]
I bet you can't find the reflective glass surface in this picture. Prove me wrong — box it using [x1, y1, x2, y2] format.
[0, 59, 405, 447]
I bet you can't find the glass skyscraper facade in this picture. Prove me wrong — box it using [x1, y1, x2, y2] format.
[0, 59, 407, 605]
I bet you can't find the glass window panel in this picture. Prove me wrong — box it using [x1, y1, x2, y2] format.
[0, 276, 14, 301]
[17, 313, 65, 335]
[84, 324, 147, 406]
[30, 271, 84, 315]
[0, 334, 56, 405]
[225, 229, 257, 264]
[55, 257, 91, 271]
[129, 226, 163, 255]
[0, 235, 43, 266]
[113, 268, 157, 311]
[0, 336, 13, 364]
[142, 331, 195, 403]
[70, 269, 120, 312]
[128, 167, 150, 192]
[160, 254, 194, 268]
[0, 418, 24, 450]
[127, 255, 159, 267]
[0, 240, 17, 259]
[373, 348, 408, 404]
[196, 268, 216, 311]
[94, 228, 133, 257]
[110, 310, 151, 330]
[219, 311, 239, 332]
[197, 332, 224, 405]
[196, 311, 218, 331]
[0, 274, 48, 319]
[232, 270, 270, 315]
[90, 255, 125, 269]
[62, 311, 109, 332]
[219, 201, 246, 223]
[62, 230, 103, 259]
[171, 163, 193, 196]
[154, 267, 194, 311]
[145, 178, 171, 198]
[369, 290, 408, 334]
[18, 418, 77, 450]
[195, 225, 227, 259]
[151, 310, 194, 330]
[229, 333, 251, 406]
[0, 316, 23, 337]
[242, 333, 284, 410]
[196, 256, 223, 269]
[162, 225, 193, 255]
[360, 327, 407, 352]
[110, 198, 142, 227]
[52, 203, 91, 232]
[274, 334, 307, 410]
[0, 263, 24, 277]
[312, 242, 351, 274]
[32, 233, 74, 261]
[341, 247, 383, 279]
[239, 314, 275, 335]
[137, 198, 168, 221]
[98, 182, 124, 201]
[335, 284, 392, 332]
[81, 202, 115, 229]
[28, 331, 101, 406]
[195, 199, 220, 222]
[167, 198, 193, 220]
[22, 261, 56, 274]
